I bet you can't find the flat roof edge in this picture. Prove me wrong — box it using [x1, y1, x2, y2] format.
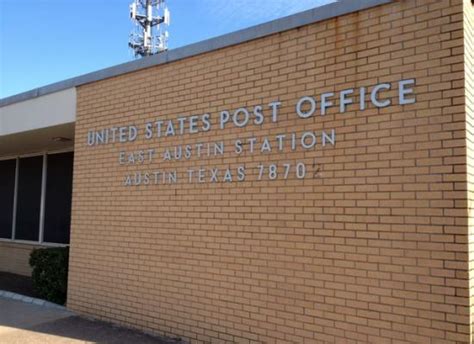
[0, 0, 392, 107]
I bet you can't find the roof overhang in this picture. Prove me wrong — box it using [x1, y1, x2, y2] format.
[0, 88, 76, 137]
[0, 88, 76, 157]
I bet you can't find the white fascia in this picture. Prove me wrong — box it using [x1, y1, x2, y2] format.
[0, 88, 76, 136]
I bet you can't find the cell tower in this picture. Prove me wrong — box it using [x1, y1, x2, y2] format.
[129, 0, 170, 58]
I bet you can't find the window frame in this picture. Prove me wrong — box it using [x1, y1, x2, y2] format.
[0, 148, 73, 247]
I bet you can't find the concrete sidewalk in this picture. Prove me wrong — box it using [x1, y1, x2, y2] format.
[0, 297, 176, 344]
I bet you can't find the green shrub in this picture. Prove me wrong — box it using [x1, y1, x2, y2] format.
[29, 247, 69, 305]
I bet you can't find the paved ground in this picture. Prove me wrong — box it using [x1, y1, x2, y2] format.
[0, 272, 35, 298]
[0, 297, 178, 344]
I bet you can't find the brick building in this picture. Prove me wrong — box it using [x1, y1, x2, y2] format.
[1, 0, 473, 342]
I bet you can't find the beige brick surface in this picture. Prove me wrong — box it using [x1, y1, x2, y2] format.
[0, 242, 41, 276]
[464, 0, 474, 342]
[68, 0, 473, 342]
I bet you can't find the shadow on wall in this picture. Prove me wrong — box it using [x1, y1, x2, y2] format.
[0, 271, 36, 298]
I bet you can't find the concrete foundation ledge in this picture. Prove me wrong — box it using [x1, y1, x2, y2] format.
[0, 290, 70, 312]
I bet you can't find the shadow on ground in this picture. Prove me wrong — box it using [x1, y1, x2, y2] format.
[0, 297, 181, 344]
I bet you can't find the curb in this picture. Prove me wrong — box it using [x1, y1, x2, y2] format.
[0, 290, 72, 312]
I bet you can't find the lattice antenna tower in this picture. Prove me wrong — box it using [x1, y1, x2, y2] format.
[129, 0, 170, 58]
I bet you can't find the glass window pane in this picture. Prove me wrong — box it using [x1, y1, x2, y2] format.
[0, 159, 16, 239]
[44, 152, 73, 244]
[15, 156, 43, 241]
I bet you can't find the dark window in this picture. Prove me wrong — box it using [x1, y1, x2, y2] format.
[0, 159, 16, 239]
[44, 152, 73, 244]
[15, 156, 43, 241]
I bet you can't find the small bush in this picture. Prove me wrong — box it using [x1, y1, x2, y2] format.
[29, 247, 69, 305]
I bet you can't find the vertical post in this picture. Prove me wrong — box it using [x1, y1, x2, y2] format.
[11, 157, 19, 240]
[145, 0, 152, 55]
[39, 154, 47, 243]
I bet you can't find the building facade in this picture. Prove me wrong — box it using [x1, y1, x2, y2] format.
[1, 0, 473, 342]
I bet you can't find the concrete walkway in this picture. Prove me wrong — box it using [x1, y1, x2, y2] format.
[0, 297, 176, 343]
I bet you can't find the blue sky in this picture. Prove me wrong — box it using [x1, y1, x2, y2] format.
[0, 0, 334, 98]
